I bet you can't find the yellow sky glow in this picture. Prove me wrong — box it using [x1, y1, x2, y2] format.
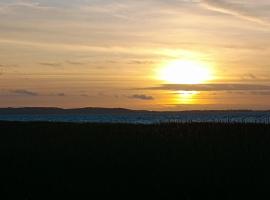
[0, 0, 270, 110]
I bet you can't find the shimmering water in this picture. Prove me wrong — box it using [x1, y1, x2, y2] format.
[0, 111, 270, 124]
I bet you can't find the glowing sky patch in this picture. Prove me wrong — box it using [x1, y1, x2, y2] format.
[0, 0, 270, 110]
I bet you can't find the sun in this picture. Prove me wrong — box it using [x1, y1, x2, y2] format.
[158, 60, 213, 84]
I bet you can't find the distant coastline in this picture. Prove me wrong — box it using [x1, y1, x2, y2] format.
[0, 107, 269, 115]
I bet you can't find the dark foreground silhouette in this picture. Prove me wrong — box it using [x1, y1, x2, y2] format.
[1, 122, 270, 199]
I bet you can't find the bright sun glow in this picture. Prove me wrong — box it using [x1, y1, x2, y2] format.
[159, 60, 213, 84]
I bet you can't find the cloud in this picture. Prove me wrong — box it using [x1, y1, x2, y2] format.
[128, 60, 155, 65]
[0, 64, 17, 68]
[144, 84, 270, 91]
[10, 89, 39, 96]
[56, 93, 66, 97]
[200, 0, 270, 26]
[0, 65, 3, 75]
[250, 91, 270, 96]
[129, 94, 154, 100]
[0, 38, 175, 59]
[242, 73, 256, 80]
[66, 60, 85, 65]
[39, 62, 62, 67]
[0, 0, 55, 13]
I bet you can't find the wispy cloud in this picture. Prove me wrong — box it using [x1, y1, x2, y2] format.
[129, 94, 154, 100]
[0, 0, 55, 14]
[56, 93, 66, 97]
[127, 60, 155, 65]
[10, 89, 39, 96]
[0, 64, 3, 75]
[200, 0, 270, 26]
[0, 38, 188, 58]
[250, 91, 270, 96]
[39, 62, 62, 67]
[66, 60, 85, 65]
[80, 94, 89, 97]
[242, 73, 257, 81]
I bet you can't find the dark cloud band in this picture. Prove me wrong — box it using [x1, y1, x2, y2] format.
[129, 94, 154, 100]
[145, 84, 270, 91]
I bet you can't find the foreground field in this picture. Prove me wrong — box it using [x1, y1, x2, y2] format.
[1, 122, 270, 199]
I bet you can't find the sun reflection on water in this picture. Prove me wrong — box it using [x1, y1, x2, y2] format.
[177, 91, 200, 104]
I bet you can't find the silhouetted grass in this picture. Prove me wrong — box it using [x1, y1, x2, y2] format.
[0, 121, 270, 199]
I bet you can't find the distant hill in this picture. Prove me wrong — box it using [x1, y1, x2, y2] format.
[0, 107, 150, 115]
[0, 107, 268, 115]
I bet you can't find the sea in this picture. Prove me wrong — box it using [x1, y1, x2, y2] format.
[0, 111, 270, 124]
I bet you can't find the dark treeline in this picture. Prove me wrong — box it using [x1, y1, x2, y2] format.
[1, 122, 270, 199]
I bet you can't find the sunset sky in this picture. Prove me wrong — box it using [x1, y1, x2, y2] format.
[0, 0, 270, 110]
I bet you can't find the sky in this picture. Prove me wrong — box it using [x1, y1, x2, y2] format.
[0, 0, 270, 110]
